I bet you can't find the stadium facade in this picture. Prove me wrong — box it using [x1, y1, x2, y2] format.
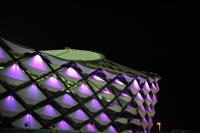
[0, 38, 160, 133]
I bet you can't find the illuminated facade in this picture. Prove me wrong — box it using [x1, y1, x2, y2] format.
[0, 38, 160, 133]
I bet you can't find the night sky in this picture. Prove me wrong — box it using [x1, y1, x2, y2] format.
[0, 2, 199, 131]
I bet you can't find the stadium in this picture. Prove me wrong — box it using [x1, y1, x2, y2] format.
[0, 38, 160, 133]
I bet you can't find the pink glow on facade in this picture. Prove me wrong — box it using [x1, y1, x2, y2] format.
[6, 64, 26, 80]
[73, 109, 88, 121]
[43, 104, 58, 117]
[101, 88, 112, 95]
[4, 95, 17, 111]
[99, 113, 110, 123]
[62, 93, 76, 106]
[57, 120, 71, 130]
[115, 79, 125, 86]
[86, 123, 96, 132]
[78, 84, 93, 96]
[143, 81, 150, 91]
[108, 125, 117, 133]
[130, 80, 140, 94]
[136, 93, 144, 101]
[45, 76, 62, 89]
[89, 99, 102, 111]
[121, 93, 130, 98]
[92, 75, 105, 82]
[28, 55, 48, 72]
[64, 67, 81, 80]
[146, 94, 152, 103]
[140, 105, 146, 113]
[22, 114, 36, 128]
[27, 84, 41, 100]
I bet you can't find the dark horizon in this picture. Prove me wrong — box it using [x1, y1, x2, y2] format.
[0, 2, 199, 131]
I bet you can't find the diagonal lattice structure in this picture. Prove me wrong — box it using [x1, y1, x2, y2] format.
[0, 38, 160, 133]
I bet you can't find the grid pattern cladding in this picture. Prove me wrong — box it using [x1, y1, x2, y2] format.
[0, 40, 159, 133]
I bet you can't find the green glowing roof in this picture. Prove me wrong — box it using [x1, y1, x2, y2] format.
[42, 49, 104, 61]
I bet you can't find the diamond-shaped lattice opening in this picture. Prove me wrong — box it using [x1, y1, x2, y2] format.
[59, 67, 82, 83]
[142, 81, 150, 95]
[141, 117, 148, 129]
[112, 79, 126, 91]
[0, 95, 25, 117]
[68, 109, 89, 123]
[56, 120, 73, 131]
[129, 80, 141, 95]
[130, 118, 141, 126]
[108, 100, 122, 113]
[85, 98, 103, 113]
[0, 47, 12, 63]
[118, 93, 132, 108]
[88, 75, 107, 89]
[134, 93, 144, 106]
[115, 117, 128, 125]
[87, 80, 101, 92]
[0, 63, 29, 86]
[81, 123, 97, 132]
[16, 84, 46, 105]
[12, 114, 41, 128]
[108, 125, 117, 133]
[125, 105, 137, 115]
[95, 112, 111, 126]
[98, 88, 115, 105]
[145, 94, 152, 106]
[72, 82, 93, 98]
[35, 104, 60, 120]
[55, 93, 78, 109]
[21, 55, 50, 76]
[151, 94, 157, 106]
[138, 105, 146, 118]
[40, 76, 64, 92]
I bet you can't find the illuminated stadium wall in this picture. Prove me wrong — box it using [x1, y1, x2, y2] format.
[0, 38, 160, 133]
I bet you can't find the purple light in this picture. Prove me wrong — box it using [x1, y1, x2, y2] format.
[152, 94, 158, 103]
[115, 79, 124, 86]
[62, 93, 76, 106]
[4, 95, 17, 111]
[64, 67, 81, 80]
[28, 55, 48, 72]
[73, 109, 88, 121]
[99, 113, 110, 123]
[101, 88, 112, 95]
[23, 114, 36, 128]
[57, 120, 71, 130]
[89, 99, 102, 111]
[108, 125, 117, 133]
[140, 105, 146, 112]
[92, 75, 105, 82]
[6, 64, 26, 80]
[148, 106, 153, 112]
[151, 83, 157, 92]
[27, 84, 41, 100]
[86, 123, 96, 132]
[77, 83, 93, 96]
[146, 94, 152, 102]
[0, 47, 5, 60]
[144, 81, 150, 91]
[45, 76, 62, 89]
[43, 104, 57, 117]
[130, 80, 140, 94]
[121, 93, 130, 98]
[136, 93, 144, 101]
[142, 117, 148, 124]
